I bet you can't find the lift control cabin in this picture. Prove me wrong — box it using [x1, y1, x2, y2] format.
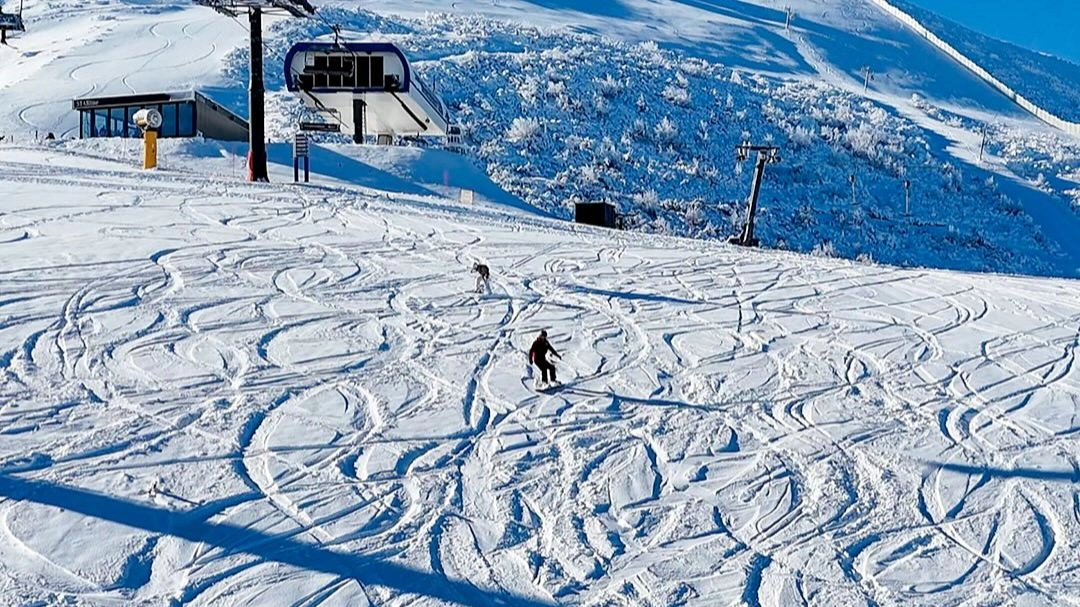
[284, 41, 454, 143]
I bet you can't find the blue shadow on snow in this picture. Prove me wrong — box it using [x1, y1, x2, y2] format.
[929, 461, 1079, 483]
[0, 474, 557, 606]
[266, 143, 442, 198]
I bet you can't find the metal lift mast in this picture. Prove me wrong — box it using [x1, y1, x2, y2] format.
[193, 0, 316, 182]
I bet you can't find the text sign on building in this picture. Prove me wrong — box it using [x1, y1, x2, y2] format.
[298, 121, 339, 133]
[73, 93, 173, 110]
[293, 133, 310, 158]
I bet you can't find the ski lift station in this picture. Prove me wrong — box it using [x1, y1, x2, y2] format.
[72, 91, 248, 141]
[284, 41, 457, 144]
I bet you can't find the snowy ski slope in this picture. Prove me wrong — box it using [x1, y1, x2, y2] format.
[1, 143, 1078, 606]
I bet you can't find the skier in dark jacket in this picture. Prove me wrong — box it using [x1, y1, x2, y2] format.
[473, 262, 490, 293]
[529, 329, 561, 387]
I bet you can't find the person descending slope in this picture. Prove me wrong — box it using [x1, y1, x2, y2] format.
[473, 262, 491, 293]
[529, 329, 562, 389]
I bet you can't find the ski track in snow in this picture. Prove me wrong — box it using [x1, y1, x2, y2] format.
[0, 145, 1079, 606]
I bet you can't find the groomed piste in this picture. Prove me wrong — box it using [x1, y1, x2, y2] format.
[2, 0, 1080, 604]
[0, 141, 1078, 605]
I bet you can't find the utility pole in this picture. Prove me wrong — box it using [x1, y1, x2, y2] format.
[860, 66, 874, 93]
[248, 6, 266, 181]
[784, 6, 795, 30]
[904, 179, 911, 217]
[730, 142, 781, 247]
[194, 0, 316, 182]
[978, 123, 988, 163]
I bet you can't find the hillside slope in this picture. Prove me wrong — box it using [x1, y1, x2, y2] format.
[1, 141, 1079, 606]
[3, 0, 1080, 277]
[886, 0, 1080, 124]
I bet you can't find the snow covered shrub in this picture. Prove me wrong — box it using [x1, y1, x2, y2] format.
[811, 241, 838, 257]
[792, 204, 816, 227]
[787, 125, 815, 148]
[844, 122, 885, 160]
[662, 84, 691, 107]
[685, 200, 705, 225]
[594, 137, 621, 168]
[578, 164, 601, 185]
[597, 74, 622, 98]
[635, 40, 664, 65]
[654, 117, 679, 145]
[627, 119, 648, 141]
[632, 190, 662, 214]
[517, 75, 543, 105]
[507, 117, 542, 145]
[593, 94, 610, 116]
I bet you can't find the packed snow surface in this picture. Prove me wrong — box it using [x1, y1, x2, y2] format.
[1, 143, 1079, 606]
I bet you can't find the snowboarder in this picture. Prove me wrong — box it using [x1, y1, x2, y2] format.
[473, 262, 490, 293]
[529, 329, 562, 388]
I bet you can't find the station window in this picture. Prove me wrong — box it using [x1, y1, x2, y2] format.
[355, 56, 370, 88]
[342, 56, 356, 88]
[110, 107, 126, 137]
[178, 102, 195, 137]
[94, 109, 109, 137]
[81, 111, 91, 138]
[162, 103, 178, 137]
[371, 56, 384, 89]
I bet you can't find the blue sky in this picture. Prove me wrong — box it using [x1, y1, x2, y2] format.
[906, 0, 1080, 64]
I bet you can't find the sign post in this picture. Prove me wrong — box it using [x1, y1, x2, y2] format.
[0, 8, 26, 45]
[293, 132, 310, 183]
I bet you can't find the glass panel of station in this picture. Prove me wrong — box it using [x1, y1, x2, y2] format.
[79, 101, 197, 139]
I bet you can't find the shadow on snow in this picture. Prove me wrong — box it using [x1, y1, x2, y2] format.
[0, 474, 556, 606]
[928, 461, 1079, 483]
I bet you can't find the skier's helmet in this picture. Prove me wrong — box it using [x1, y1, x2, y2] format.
[539, 329, 548, 338]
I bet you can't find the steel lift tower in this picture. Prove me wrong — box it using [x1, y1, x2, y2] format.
[194, 0, 316, 182]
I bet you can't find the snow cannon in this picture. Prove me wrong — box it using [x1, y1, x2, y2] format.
[132, 109, 162, 169]
[133, 108, 163, 131]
